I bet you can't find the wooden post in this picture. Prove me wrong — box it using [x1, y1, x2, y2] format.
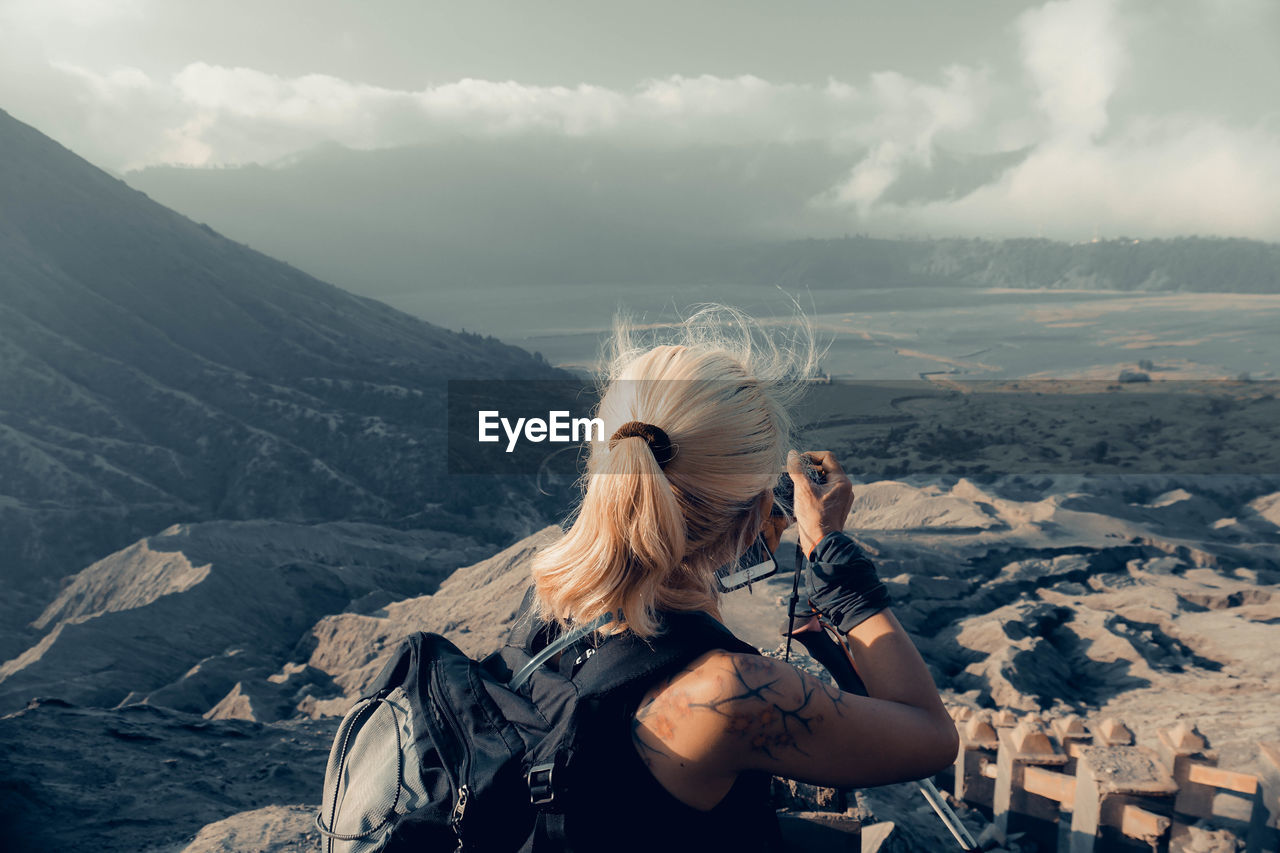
[1156, 720, 1217, 815]
[992, 708, 1020, 729]
[994, 719, 1069, 847]
[1256, 743, 1280, 853]
[1156, 719, 1230, 849]
[955, 711, 999, 809]
[1054, 714, 1093, 774]
[1069, 746, 1178, 853]
[1093, 717, 1134, 747]
[1165, 750, 1274, 853]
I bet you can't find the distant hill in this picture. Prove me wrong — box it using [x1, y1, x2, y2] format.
[0, 108, 565, 653]
[740, 235, 1280, 294]
[124, 139, 1280, 300]
[124, 137, 853, 297]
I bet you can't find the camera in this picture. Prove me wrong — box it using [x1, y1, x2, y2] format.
[714, 453, 826, 592]
[770, 453, 825, 517]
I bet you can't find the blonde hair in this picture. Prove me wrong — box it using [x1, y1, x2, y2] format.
[530, 304, 822, 638]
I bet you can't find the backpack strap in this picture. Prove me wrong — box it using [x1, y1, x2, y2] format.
[506, 583, 760, 698]
[574, 609, 760, 699]
[510, 610, 616, 691]
[508, 584, 599, 670]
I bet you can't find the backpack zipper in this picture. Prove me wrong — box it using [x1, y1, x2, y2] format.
[450, 784, 471, 851]
[430, 666, 474, 849]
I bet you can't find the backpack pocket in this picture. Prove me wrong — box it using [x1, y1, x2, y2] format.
[316, 686, 431, 852]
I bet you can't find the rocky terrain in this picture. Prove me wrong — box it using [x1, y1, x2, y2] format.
[0, 700, 336, 852]
[2, 471, 1275, 851]
[723, 474, 1280, 769]
[0, 519, 489, 714]
[0, 107, 566, 662]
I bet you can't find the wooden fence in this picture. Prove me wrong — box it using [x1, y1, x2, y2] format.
[947, 706, 1280, 852]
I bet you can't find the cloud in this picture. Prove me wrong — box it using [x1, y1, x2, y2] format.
[2, 0, 1277, 240]
[838, 0, 1280, 241]
[167, 64, 625, 140]
[13, 56, 995, 171]
[818, 65, 987, 213]
[1017, 0, 1124, 141]
[865, 118, 1280, 240]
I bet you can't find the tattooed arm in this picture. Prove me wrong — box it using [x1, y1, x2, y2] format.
[632, 449, 955, 802]
[632, 621, 957, 801]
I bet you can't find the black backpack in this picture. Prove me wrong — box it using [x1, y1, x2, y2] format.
[315, 589, 760, 852]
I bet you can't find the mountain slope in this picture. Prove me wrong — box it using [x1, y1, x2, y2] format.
[0, 108, 563, 652]
[0, 519, 487, 712]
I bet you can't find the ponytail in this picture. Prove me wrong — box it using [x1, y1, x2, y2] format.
[531, 428, 687, 637]
[530, 305, 823, 638]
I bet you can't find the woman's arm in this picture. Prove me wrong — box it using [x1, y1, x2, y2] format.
[783, 448, 955, 745]
[632, 622, 956, 789]
[631, 449, 956, 791]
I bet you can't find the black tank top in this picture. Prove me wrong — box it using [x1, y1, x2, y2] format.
[559, 611, 787, 853]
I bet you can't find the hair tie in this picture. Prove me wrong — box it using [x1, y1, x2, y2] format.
[608, 421, 676, 469]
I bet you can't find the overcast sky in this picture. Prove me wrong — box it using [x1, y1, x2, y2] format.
[2, 0, 1278, 240]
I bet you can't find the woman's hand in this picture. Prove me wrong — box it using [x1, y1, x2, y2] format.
[787, 450, 854, 558]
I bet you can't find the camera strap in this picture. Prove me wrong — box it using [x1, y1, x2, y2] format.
[783, 541, 805, 662]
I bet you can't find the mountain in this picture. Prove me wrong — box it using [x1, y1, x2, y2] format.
[124, 137, 852, 297]
[742, 234, 1280, 293]
[123, 139, 1280, 308]
[0, 108, 565, 657]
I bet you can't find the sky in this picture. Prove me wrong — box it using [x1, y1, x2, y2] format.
[1, 0, 1278, 241]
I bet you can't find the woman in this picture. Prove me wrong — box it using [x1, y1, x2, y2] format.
[527, 308, 958, 850]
